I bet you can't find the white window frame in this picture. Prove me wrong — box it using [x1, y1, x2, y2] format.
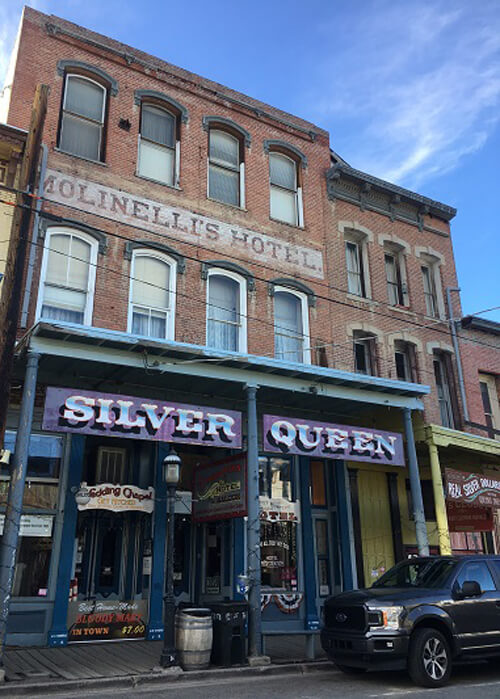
[207, 129, 244, 208]
[127, 248, 177, 340]
[269, 152, 303, 227]
[394, 340, 413, 382]
[205, 268, 247, 353]
[59, 74, 106, 161]
[344, 231, 371, 298]
[384, 245, 409, 307]
[417, 252, 445, 319]
[137, 103, 179, 187]
[433, 352, 455, 429]
[353, 332, 376, 375]
[273, 286, 311, 364]
[36, 227, 98, 326]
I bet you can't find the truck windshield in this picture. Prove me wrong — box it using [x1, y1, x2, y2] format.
[372, 560, 457, 589]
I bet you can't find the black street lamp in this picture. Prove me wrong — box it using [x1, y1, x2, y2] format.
[160, 448, 181, 668]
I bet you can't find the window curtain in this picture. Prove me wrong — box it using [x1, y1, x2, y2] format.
[209, 131, 239, 205]
[385, 254, 399, 305]
[60, 76, 104, 161]
[346, 242, 362, 295]
[207, 275, 239, 351]
[274, 292, 303, 362]
[139, 105, 175, 185]
[131, 255, 170, 338]
[269, 153, 297, 224]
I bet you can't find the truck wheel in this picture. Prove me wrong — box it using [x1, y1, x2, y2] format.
[335, 663, 367, 675]
[408, 627, 451, 688]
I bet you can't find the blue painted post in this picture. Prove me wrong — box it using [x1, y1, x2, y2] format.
[403, 408, 429, 556]
[48, 434, 85, 646]
[0, 352, 40, 664]
[147, 443, 168, 640]
[232, 517, 245, 600]
[298, 457, 320, 630]
[335, 461, 355, 591]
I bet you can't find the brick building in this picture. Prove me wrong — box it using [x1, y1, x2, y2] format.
[0, 7, 497, 652]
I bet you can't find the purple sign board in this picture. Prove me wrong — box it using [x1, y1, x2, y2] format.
[42, 387, 242, 449]
[263, 414, 405, 466]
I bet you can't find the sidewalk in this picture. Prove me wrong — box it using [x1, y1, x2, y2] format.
[2, 636, 330, 695]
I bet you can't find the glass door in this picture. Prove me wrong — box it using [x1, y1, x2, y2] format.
[202, 520, 232, 599]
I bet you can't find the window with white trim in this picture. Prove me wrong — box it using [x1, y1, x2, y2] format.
[128, 250, 176, 340]
[385, 250, 407, 306]
[274, 289, 310, 363]
[421, 264, 438, 317]
[269, 153, 302, 226]
[37, 228, 98, 325]
[59, 75, 106, 161]
[208, 130, 243, 207]
[433, 352, 455, 428]
[206, 271, 246, 352]
[353, 331, 377, 375]
[344, 230, 370, 298]
[138, 104, 177, 186]
[394, 340, 417, 382]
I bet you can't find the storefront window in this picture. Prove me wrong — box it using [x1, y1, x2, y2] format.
[310, 460, 326, 506]
[260, 521, 297, 591]
[259, 456, 294, 501]
[0, 431, 62, 598]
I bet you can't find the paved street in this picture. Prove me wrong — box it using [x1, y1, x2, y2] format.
[15, 661, 500, 699]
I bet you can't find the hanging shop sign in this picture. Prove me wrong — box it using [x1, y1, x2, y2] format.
[446, 501, 494, 532]
[44, 170, 324, 279]
[67, 599, 149, 642]
[262, 415, 404, 466]
[259, 497, 301, 522]
[42, 387, 242, 449]
[445, 469, 500, 508]
[76, 482, 155, 514]
[0, 514, 53, 537]
[192, 454, 247, 522]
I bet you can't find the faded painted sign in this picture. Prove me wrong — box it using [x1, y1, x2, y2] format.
[262, 414, 405, 465]
[44, 169, 324, 279]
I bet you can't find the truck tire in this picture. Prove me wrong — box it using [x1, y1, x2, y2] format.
[408, 627, 451, 688]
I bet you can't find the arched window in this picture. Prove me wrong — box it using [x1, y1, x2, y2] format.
[128, 250, 176, 340]
[138, 104, 177, 186]
[37, 228, 98, 325]
[59, 75, 106, 161]
[269, 152, 302, 226]
[274, 289, 310, 363]
[206, 270, 246, 352]
[208, 129, 243, 207]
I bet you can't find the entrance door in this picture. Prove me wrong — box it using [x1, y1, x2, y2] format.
[78, 512, 125, 599]
[202, 521, 232, 599]
[312, 514, 334, 611]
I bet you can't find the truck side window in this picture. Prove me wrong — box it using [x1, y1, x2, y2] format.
[456, 562, 496, 592]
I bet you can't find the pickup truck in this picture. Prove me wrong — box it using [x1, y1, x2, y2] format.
[321, 555, 500, 687]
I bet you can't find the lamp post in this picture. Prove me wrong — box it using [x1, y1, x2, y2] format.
[160, 448, 181, 668]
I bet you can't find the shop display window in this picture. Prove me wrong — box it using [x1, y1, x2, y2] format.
[0, 431, 63, 598]
[259, 456, 294, 501]
[260, 520, 298, 591]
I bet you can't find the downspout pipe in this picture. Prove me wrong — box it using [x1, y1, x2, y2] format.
[20, 142, 48, 328]
[446, 286, 469, 423]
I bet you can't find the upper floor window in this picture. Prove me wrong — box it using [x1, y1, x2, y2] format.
[274, 289, 309, 364]
[433, 351, 455, 428]
[208, 130, 243, 207]
[479, 373, 500, 440]
[385, 251, 406, 306]
[128, 250, 176, 340]
[59, 75, 106, 161]
[394, 340, 417, 382]
[421, 264, 439, 317]
[138, 104, 177, 186]
[346, 241, 365, 296]
[37, 228, 98, 325]
[269, 153, 302, 226]
[353, 331, 377, 375]
[206, 271, 246, 352]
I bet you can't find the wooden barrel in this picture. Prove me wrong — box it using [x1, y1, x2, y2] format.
[175, 608, 213, 670]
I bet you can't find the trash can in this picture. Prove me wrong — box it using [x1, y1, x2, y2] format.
[175, 607, 213, 670]
[209, 601, 248, 667]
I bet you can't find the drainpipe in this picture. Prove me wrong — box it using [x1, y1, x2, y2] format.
[20, 143, 48, 328]
[403, 408, 430, 556]
[0, 351, 40, 672]
[446, 287, 469, 423]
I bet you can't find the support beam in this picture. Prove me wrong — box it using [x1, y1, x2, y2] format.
[403, 408, 429, 556]
[0, 351, 40, 669]
[427, 440, 452, 555]
[245, 383, 264, 660]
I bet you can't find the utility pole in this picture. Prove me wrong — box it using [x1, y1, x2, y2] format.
[0, 84, 49, 449]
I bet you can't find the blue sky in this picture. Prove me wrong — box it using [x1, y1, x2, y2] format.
[1, 0, 499, 321]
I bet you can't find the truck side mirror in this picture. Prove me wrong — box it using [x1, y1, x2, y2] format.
[461, 580, 482, 598]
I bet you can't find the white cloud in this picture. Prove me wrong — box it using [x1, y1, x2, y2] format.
[312, 0, 500, 189]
